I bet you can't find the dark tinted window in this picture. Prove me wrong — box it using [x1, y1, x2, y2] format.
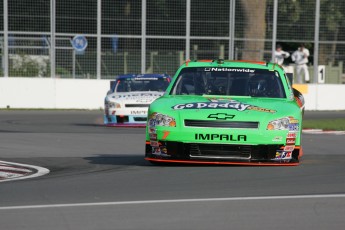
[115, 77, 170, 93]
[171, 67, 286, 98]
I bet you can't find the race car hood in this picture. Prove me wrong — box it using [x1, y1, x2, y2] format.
[149, 95, 302, 126]
[106, 91, 164, 104]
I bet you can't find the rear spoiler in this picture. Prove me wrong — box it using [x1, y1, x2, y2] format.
[106, 80, 116, 95]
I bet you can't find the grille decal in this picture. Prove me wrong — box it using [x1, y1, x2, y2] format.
[184, 120, 259, 128]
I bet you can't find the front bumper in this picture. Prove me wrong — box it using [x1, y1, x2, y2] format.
[104, 114, 147, 127]
[145, 141, 302, 165]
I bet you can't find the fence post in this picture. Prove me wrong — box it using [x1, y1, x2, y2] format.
[219, 45, 225, 59]
[72, 50, 76, 78]
[313, 0, 321, 84]
[97, 0, 101, 79]
[271, 0, 278, 62]
[141, 0, 147, 73]
[3, 0, 9, 77]
[228, 0, 235, 60]
[186, 0, 191, 61]
[50, 0, 56, 78]
[178, 51, 185, 66]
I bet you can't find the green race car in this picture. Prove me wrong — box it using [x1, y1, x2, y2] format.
[145, 59, 304, 166]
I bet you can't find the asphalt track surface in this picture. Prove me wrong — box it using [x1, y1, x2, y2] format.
[0, 110, 345, 230]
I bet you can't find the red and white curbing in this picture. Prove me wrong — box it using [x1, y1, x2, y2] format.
[0, 160, 49, 182]
[302, 129, 345, 135]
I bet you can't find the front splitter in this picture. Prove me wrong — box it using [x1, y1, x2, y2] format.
[106, 123, 146, 128]
[145, 157, 299, 166]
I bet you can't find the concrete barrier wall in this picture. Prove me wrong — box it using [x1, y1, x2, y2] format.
[293, 84, 345, 110]
[0, 78, 109, 109]
[0, 78, 345, 110]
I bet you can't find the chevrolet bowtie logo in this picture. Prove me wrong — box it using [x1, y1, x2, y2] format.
[207, 113, 235, 120]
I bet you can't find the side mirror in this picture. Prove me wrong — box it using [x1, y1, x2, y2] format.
[107, 81, 116, 95]
[110, 81, 116, 90]
[293, 88, 305, 115]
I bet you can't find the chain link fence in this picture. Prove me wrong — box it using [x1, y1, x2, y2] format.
[0, 0, 344, 83]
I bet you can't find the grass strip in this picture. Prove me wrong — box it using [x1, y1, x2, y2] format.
[303, 118, 345, 131]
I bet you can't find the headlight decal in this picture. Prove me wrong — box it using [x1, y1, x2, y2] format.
[267, 116, 299, 131]
[148, 112, 176, 127]
[106, 101, 121, 109]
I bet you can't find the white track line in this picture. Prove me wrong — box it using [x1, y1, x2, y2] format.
[0, 160, 49, 183]
[1, 194, 345, 210]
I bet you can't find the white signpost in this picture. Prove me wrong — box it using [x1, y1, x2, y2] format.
[318, 65, 325, 84]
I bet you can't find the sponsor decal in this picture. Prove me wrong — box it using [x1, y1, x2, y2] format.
[274, 150, 292, 160]
[288, 123, 299, 132]
[195, 133, 247, 142]
[173, 102, 249, 111]
[208, 98, 232, 102]
[112, 92, 163, 99]
[134, 77, 158, 80]
[131, 111, 147, 115]
[284, 145, 295, 151]
[149, 133, 157, 141]
[272, 136, 283, 142]
[152, 146, 169, 157]
[172, 99, 276, 113]
[207, 113, 235, 120]
[150, 141, 159, 147]
[287, 132, 297, 138]
[136, 98, 153, 103]
[204, 68, 255, 73]
[286, 138, 296, 145]
[160, 146, 168, 154]
[162, 131, 170, 140]
[289, 117, 299, 124]
[148, 128, 156, 134]
[246, 106, 276, 113]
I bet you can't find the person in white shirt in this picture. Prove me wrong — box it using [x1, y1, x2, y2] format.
[291, 44, 310, 83]
[274, 44, 290, 65]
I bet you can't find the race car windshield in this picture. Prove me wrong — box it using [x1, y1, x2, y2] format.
[171, 67, 286, 98]
[115, 78, 170, 93]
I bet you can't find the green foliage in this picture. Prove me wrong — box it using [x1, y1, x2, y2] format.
[322, 0, 344, 29]
[9, 54, 41, 77]
[278, 0, 301, 23]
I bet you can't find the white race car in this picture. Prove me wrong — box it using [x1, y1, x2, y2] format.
[104, 74, 171, 127]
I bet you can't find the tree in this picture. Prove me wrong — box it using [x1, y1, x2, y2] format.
[319, 0, 345, 64]
[240, 0, 267, 60]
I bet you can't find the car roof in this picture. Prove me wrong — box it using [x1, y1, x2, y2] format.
[182, 59, 284, 72]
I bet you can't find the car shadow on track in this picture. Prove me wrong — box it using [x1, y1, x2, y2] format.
[74, 123, 105, 127]
[84, 155, 247, 167]
[84, 155, 150, 167]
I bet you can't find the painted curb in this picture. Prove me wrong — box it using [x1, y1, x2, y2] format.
[0, 160, 50, 183]
[302, 129, 345, 135]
